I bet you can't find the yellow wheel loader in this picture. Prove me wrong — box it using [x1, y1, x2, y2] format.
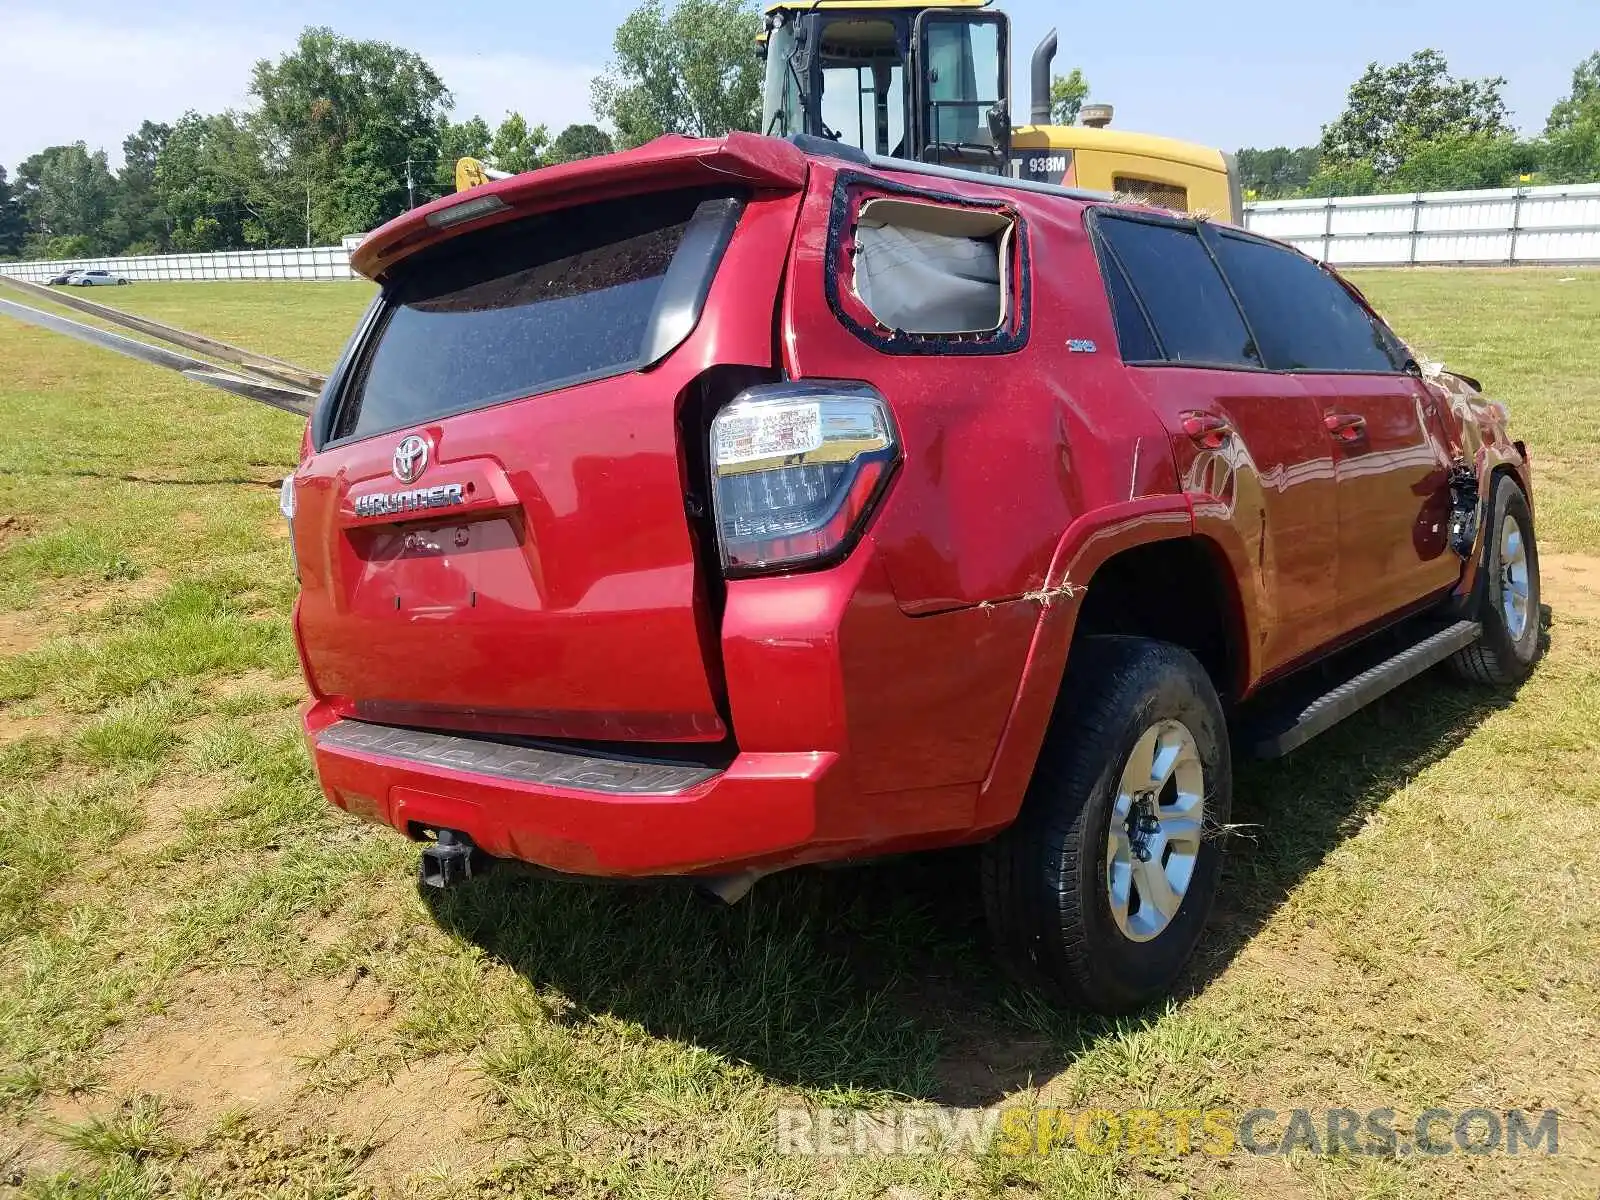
[756, 0, 1241, 220]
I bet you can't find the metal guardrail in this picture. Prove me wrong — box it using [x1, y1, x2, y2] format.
[1242, 181, 1600, 266]
[0, 244, 358, 284]
[0, 276, 321, 416]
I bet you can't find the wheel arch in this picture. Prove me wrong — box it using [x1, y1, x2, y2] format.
[1457, 451, 1535, 606]
[1072, 534, 1249, 704]
[973, 498, 1251, 835]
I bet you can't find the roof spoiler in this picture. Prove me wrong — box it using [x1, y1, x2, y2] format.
[351, 132, 810, 281]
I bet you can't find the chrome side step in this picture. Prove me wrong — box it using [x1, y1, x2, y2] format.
[1249, 620, 1481, 759]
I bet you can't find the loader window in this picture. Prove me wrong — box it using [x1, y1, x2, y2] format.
[920, 14, 1006, 165]
[334, 188, 740, 443]
[816, 19, 906, 157]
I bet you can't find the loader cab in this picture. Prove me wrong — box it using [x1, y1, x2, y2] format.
[760, 2, 1011, 172]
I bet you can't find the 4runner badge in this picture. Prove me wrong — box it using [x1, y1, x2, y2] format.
[353, 434, 465, 517]
[353, 483, 466, 519]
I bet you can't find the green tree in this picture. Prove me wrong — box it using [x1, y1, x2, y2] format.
[1235, 146, 1322, 198]
[591, 0, 763, 148]
[249, 26, 452, 239]
[1387, 131, 1542, 192]
[1544, 51, 1600, 183]
[548, 123, 616, 163]
[1546, 51, 1600, 135]
[490, 112, 550, 174]
[40, 234, 94, 259]
[433, 115, 493, 195]
[1049, 68, 1089, 126]
[154, 111, 280, 250]
[1304, 158, 1379, 198]
[1320, 50, 1510, 176]
[113, 121, 173, 252]
[0, 166, 25, 259]
[14, 143, 120, 256]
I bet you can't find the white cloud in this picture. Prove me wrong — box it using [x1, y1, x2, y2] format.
[433, 51, 602, 135]
[0, 9, 602, 174]
[1, 11, 259, 169]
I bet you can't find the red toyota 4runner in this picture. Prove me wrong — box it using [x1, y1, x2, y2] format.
[284, 133, 1539, 1012]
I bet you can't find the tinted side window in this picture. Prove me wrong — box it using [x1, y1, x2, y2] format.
[1096, 246, 1161, 361]
[1097, 217, 1258, 367]
[1212, 234, 1401, 373]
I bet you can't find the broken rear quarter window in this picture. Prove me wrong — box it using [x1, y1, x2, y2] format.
[852, 198, 1014, 335]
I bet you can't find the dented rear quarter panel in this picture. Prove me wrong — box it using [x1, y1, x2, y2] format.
[760, 157, 1190, 826]
[779, 159, 1179, 616]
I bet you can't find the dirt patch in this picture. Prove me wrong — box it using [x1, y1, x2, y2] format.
[84, 979, 349, 1120]
[0, 711, 66, 746]
[0, 611, 46, 658]
[324, 1055, 495, 1193]
[116, 781, 213, 856]
[0, 514, 31, 551]
[208, 667, 302, 705]
[1542, 553, 1600, 623]
[934, 1035, 1056, 1108]
[0, 1118, 71, 1188]
[18, 970, 494, 1197]
[61, 568, 171, 617]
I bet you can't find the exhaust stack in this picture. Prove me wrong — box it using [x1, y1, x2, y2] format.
[1030, 29, 1058, 125]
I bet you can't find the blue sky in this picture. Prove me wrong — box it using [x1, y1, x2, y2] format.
[3, 0, 1595, 172]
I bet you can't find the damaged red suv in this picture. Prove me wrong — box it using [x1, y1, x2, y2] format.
[285, 133, 1539, 1012]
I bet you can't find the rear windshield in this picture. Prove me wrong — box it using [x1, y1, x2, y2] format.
[333, 187, 734, 443]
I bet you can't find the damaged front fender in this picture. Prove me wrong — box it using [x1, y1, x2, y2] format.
[1419, 361, 1533, 600]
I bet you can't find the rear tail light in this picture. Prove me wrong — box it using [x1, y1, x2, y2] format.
[710, 381, 899, 574]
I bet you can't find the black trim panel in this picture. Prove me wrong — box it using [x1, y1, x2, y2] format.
[640, 197, 745, 366]
[318, 720, 723, 795]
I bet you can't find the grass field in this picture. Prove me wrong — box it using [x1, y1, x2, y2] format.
[0, 271, 1598, 1199]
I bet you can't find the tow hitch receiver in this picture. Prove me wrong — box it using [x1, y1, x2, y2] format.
[418, 829, 478, 890]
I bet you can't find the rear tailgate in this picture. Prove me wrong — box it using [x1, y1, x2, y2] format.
[292, 136, 807, 744]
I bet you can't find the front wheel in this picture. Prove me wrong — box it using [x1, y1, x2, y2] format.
[981, 636, 1231, 1014]
[1452, 474, 1541, 685]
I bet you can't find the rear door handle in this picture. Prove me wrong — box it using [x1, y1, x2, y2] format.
[1324, 412, 1367, 442]
[1180, 410, 1234, 450]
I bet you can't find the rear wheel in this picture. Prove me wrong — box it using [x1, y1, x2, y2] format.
[1451, 474, 1540, 685]
[981, 636, 1231, 1013]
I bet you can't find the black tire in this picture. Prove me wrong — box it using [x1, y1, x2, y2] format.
[1451, 474, 1540, 685]
[980, 635, 1231, 1014]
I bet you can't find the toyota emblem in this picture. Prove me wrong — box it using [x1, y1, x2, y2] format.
[392, 435, 429, 483]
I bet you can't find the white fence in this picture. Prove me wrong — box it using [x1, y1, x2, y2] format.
[0, 243, 361, 284]
[1242, 181, 1600, 266]
[5, 182, 1600, 281]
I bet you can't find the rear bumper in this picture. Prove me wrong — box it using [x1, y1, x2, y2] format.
[300, 538, 1042, 878]
[303, 703, 838, 877]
